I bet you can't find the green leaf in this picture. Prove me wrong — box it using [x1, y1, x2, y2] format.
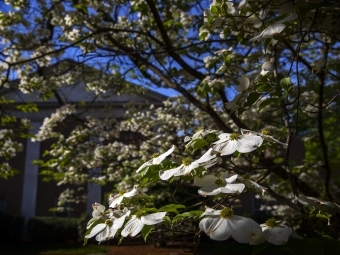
[210, 6, 219, 15]
[256, 82, 272, 93]
[118, 236, 124, 245]
[185, 138, 208, 152]
[237, 31, 244, 43]
[0, 96, 14, 104]
[163, 19, 174, 28]
[259, 97, 282, 111]
[199, 31, 209, 41]
[280, 77, 292, 89]
[172, 210, 203, 223]
[205, 133, 219, 143]
[139, 177, 149, 187]
[73, 3, 88, 14]
[16, 103, 39, 113]
[141, 225, 153, 242]
[158, 204, 185, 214]
[316, 213, 329, 219]
[244, 92, 260, 107]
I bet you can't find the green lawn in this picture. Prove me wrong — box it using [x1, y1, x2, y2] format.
[0, 243, 108, 255]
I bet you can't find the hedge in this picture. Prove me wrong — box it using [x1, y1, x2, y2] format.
[0, 213, 24, 243]
[27, 216, 81, 243]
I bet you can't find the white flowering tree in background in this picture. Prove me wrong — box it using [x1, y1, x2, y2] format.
[1, 0, 340, 254]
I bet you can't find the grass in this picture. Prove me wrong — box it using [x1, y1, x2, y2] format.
[0, 242, 108, 255]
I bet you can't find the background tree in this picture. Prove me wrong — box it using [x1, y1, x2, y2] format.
[1, 0, 340, 251]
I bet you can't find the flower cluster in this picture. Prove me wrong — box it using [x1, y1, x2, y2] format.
[199, 208, 300, 245]
[85, 193, 167, 243]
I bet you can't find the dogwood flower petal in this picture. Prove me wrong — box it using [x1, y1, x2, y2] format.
[96, 224, 120, 242]
[213, 139, 239, 155]
[92, 203, 106, 218]
[136, 145, 175, 173]
[237, 135, 263, 153]
[160, 149, 217, 180]
[109, 194, 124, 208]
[200, 217, 230, 241]
[141, 212, 167, 225]
[264, 225, 292, 245]
[121, 216, 144, 237]
[227, 215, 262, 243]
[236, 77, 249, 92]
[194, 175, 216, 187]
[220, 183, 245, 193]
[121, 212, 166, 237]
[213, 133, 263, 155]
[199, 207, 262, 242]
[201, 207, 221, 217]
[250, 219, 293, 245]
[109, 186, 146, 208]
[198, 185, 224, 196]
[159, 167, 181, 180]
[85, 223, 106, 239]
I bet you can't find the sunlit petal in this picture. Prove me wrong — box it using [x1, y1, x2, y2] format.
[109, 195, 124, 208]
[159, 166, 182, 180]
[121, 217, 144, 237]
[264, 225, 292, 245]
[85, 223, 106, 239]
[225, 174, 238, 183]
[237, 135, 263, 153]
[227, 216, 262, 243]
[220, 183, 245, 194]
[141, 212, 167, 225]
[198, 185, 222, 196]
[152, 145, 176, 164]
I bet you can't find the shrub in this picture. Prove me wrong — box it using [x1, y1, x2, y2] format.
[77, 213, 91, 241]
[0, 214, 24, 243]
[27, 217, 80, 243]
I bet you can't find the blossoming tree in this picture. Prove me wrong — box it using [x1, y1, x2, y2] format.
[1, 0, 340, 254]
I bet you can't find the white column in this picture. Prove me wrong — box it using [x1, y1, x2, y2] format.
[21, 121, 41, 222]
[87, 173, 102, 213]
[86, 137, 102, 213]
[86, 179, 101, 214]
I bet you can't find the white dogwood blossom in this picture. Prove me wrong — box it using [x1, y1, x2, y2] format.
[121, 212, 167, 237]
[85, 206, 130, 242]
[250, 218, 299, 245]
[249, 23, 286, 43]
[159, 148, 217, 180]
[241, 129, 287, 147]
[194, 173, 245, 196]
[199, 207, 262, 242]
[136, 145, 175, 173]
[109, 185, 147, 208]
[213, 132, 263, 155]
[249, 12, 298, 45]
[184, 129, 220, 143]
[92, 202, 106, 219]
